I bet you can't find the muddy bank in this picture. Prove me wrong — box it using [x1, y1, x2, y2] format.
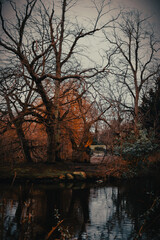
[0, 157, 160, 184]
[0, 161, 108, 183]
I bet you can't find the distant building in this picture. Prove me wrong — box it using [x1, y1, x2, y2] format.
[90, 144, 106, 152]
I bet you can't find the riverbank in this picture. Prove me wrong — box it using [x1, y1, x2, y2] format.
[0, 155, 160, 184]
[0, 161, 110, 183]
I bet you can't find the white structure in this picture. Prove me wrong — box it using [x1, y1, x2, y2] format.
[90, 145, 106, 152]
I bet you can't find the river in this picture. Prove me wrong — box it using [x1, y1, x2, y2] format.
[0, 177, 160, 240]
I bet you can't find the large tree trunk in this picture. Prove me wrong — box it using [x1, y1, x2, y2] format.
[46, 124, 62, 163]
[35, 81, 61, 163]
[5, 96, 32, 163]
[54, 80, 61, 162]
[16, 122, 32, 163]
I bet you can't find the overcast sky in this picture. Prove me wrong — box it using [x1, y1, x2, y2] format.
[1, 0, 159, 67]
[65, 0, 159, 67]
[78, 0, 160, 25]
[113, 0, 160, 25]
[2, 0, 160, 20]
[2, 0, 160, 32]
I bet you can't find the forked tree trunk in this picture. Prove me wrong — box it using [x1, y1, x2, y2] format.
[72, 148, 90, 163]
[69, 127, 91, 162]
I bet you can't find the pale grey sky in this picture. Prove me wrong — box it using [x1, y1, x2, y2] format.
[2, 0, 159, 33]
[1, 0, 159, 66]
[113, 0, 160, 25]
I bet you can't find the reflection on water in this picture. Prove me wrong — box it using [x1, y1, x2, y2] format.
[0, 178, 160, 240]
[87, 187, 135, 240]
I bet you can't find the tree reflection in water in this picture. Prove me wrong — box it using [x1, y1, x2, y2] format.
[87, 187, 135, 239]
[0, 178, 160, 240]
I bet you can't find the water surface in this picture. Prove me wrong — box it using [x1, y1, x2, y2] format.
[0, 177, 160, 240]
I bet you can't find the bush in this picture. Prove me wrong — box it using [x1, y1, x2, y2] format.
[114, 128, 159, 164]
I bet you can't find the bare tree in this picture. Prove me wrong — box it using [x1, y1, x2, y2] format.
[0, 67, 38, 163]
[0, 0, 115, 162]
[103, 10, 160, 135]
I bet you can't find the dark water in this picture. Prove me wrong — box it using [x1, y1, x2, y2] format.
[0, 177, 160, 240]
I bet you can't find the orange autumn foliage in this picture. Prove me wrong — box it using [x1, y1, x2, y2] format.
[29, 81, 94, 160]
[0, 80, 94, 163]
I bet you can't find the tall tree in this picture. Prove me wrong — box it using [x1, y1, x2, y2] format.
[0, 67, 37, 163]
[103, 10, 160, 135]
[0, 0, 114, 162]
